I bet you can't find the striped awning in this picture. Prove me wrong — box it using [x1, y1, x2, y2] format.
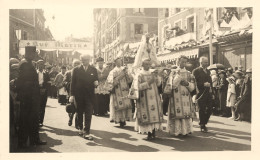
[157, 48, 199, 63]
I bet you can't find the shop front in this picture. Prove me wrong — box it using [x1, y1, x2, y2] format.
[216, 29, 252, 71]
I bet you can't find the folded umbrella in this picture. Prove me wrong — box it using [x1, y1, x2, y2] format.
[207, 63, 225, 70]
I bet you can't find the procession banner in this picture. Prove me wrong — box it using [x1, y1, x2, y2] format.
[19, 40, 93, 50]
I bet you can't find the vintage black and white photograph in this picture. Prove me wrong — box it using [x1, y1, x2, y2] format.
[1, 0, 257, 157]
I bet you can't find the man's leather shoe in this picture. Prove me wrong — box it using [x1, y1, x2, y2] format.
[84, 134, 93, 140]
[79, 129, 84, 136]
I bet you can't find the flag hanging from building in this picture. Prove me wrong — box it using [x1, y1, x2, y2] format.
[202, 8, 213, 37]
[202, 8, 220, 38]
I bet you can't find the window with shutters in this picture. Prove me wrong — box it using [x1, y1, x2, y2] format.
[23, 31, 28, 40]
[133, 8, 144, 14]
[117, 22, 120, 37]
[135, 24, 143, 34]
[187, 16, 195, 32]
[165, 8, 169, 17]
[117, 8, 120, 17]
[113, 27, 116, 40]
[175, 8, 181, 13]
[13, 28, 16, 39]
[174, 19, 182, 29]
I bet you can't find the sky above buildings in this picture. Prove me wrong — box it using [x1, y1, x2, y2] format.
[44, 7, 93, 41]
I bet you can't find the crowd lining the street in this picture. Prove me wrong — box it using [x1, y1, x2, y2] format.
[9, 40, 252, 152]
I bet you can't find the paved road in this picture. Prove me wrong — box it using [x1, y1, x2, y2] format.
[17, 98, 251, 152]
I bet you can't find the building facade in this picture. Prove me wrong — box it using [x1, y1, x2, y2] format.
[157, 8, 212, 69]
[9, 9, 54, 58]
[93, 8, 158, 63]
[216, 7, 252, 71]
[157, 7, 252, 71]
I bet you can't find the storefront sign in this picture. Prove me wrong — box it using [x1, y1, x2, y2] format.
[19, 40, 93, 50]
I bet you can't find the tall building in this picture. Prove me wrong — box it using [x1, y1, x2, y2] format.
[9, 9, 54, 58]
[93, 8, 158, 63]
[157, 8, 252, 71]
[157, 8, 211, 69]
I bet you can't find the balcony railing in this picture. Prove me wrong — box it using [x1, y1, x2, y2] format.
[165, 32, 196, 47]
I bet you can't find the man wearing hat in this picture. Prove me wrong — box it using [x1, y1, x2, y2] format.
[235, 68, 252, 121]
[69, 54, 98, 140]
[37, 60, 50, 127]
[216, 70, 228, 117]
[16, 46, 47, 147]
[94, 57, 110, 116]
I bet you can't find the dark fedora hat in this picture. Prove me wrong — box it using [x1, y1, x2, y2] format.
[25, 46, 36, 55]
[66, 103, 75, 113]
[218, 70, 226, 75]
[96, 57, 104, 62]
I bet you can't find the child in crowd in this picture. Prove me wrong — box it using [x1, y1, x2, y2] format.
[226, 76, 237, 120]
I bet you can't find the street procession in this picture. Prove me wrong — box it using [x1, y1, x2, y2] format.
[7, 7, 252, 152]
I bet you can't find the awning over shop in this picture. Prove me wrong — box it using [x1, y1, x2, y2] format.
[157, 48, 199, 62]
[216, 28, 252, 43]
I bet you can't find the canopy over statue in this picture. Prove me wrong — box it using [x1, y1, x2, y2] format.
[132, 34, 160, 69]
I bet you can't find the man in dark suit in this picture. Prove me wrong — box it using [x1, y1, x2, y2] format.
[37, 60, 50, 127]
[192, 56, 213, 132]
[69, 55, 98, 140]
[16, 46, 47, 148]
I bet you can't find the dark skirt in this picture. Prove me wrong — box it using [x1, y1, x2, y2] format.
[218, 91, 227, 111]
[58, 95, 67, 104]
[95, 94, 110, 115]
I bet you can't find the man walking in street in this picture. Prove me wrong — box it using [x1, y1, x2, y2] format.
[69, 55, 98, 140]
[192, 56, 213, 132]
[63, 59, 81, 127]
[16, 46, 47, 148]
[37, 60, 50, 127]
